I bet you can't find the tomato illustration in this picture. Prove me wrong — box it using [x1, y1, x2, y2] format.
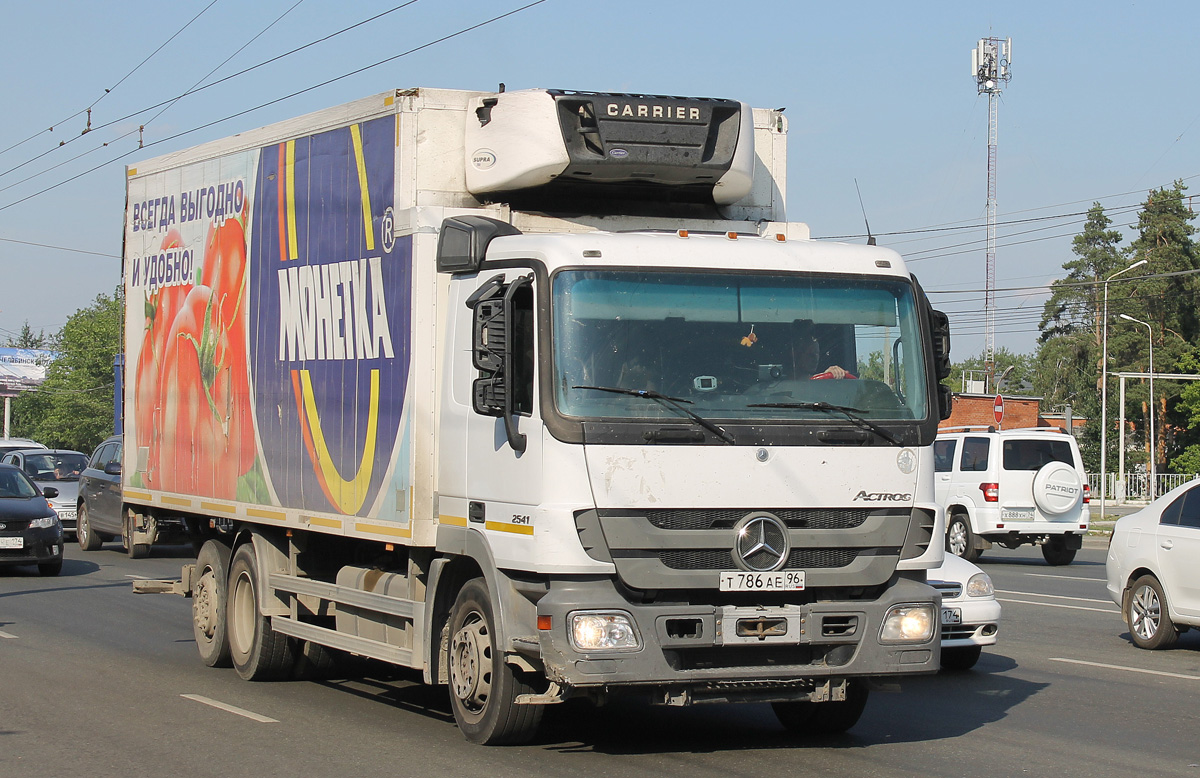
[134, 230, 188, 489]
[147, 216, 257, 497]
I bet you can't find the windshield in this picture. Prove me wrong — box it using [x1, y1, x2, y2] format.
[552, 270, 928, 422]
[22, 452, 87, 481]
[0, 468, 40, 498]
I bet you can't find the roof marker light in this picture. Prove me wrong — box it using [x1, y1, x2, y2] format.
[726, 231, 738, 240]
[775, 233, 787, 242]
[677, 229, 689, 238]
[582, 250, 601, 258]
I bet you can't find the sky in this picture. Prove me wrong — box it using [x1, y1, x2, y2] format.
[3, 0, 1199, 363]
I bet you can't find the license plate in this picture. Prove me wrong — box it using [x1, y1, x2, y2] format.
[941, 607, 962, 625]
[1000, 508, 1034, 520]
[57, 510, 76, 521]
[719, 570, 805, 592]
[0, 536, 23, 549]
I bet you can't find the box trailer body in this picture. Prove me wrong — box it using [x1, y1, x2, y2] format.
[122, 87, 952, 744]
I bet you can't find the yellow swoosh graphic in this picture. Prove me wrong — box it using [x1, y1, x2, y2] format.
[298, 369, 380, 514]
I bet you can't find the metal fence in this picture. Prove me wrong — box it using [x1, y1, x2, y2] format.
[1087, 472, 1199, 503]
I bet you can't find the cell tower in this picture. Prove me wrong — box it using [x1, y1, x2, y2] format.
[972, 36, 1012, 389]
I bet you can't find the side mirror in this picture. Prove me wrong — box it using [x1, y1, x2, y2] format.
[42, 486, 59, 499]
[466, 273, 533, 453]
[104, 461, 122, 476]
[929, 309, 951, 381]
[937, 383, 954, 421]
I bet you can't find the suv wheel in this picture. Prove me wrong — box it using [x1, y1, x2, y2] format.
[946, 513, 981, 562]
[1041, 537, 1076, 566]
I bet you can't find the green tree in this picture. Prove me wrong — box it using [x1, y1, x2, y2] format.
[1115, 182, 1200, 471]
[5, 321, 47, 349]
[945, 347, 1035, 394]
[15, 289, 123, 452]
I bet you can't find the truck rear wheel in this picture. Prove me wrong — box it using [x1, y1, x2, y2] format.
[447, 578, 543, 745]
[193, 541, 233, 668]
[772, 680, 869, 735]
[122, 511, 151, 559]
[227, 543, 294, 680]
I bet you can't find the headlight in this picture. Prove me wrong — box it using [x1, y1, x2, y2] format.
[966, 572, 995, 598]
[569, 611, 641, 651]
[30, 515, 60, 530]
[879, 603, 935, 643]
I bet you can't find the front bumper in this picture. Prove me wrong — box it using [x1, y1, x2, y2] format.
[939, 597, 1000, 648]
[0, 523, 64, 567]
[534, 576, 940, 701]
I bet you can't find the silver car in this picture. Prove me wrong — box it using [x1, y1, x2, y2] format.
[1106, 478, 1200, 649]
[928, 553, 1001, 670]
[0, 449, 87, 536]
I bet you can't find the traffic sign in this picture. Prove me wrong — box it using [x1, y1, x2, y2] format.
[993, 394, 1004, 425]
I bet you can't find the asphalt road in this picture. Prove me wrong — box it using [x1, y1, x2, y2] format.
[2, 538, 1198, 777]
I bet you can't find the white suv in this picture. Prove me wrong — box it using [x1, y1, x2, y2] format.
[934, 426, 1089, 565]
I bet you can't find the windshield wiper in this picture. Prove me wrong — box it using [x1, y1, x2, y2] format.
[746, 401, 903, 447]
[572, 385, 736, 444]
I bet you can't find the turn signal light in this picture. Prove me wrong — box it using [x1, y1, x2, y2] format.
[980, 482, 999, 502]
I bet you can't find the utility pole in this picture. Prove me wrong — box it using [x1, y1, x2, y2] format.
[972, 37, 1012, 391]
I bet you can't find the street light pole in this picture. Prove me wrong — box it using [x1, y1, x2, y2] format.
[1121, 313, 1155, 501]
[1101, 259, 1146, 516]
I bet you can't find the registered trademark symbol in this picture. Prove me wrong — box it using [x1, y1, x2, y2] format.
[381, 207, 396, 254]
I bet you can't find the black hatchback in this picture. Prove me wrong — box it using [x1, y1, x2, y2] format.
[0, 463, 64, 576]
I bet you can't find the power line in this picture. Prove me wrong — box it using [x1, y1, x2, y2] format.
[0, 236, 118, 259]
[0, 1, 420, 183]
[0, 0, 220, 161]
[0, 1, 547, 214]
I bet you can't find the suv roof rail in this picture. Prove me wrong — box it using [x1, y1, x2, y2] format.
[938, 425, 996, 434]
[996, 426, 1072, 435]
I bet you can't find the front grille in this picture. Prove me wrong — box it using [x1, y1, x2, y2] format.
[942, 624, 979, 640]
[0, 548, 31, 559]
[647, 508, 871, 531]
[657, 548, 860, 570]
[930, 581, 962, 599]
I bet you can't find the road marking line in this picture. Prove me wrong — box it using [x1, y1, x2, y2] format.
[125, 575, 155, 580]
[0, 630, 17, 639]
[1024, 573, 1105, 582]
[995, 589, 1112, 604]
[997, 597, 1118, 614]
[1050, 657, 1200, 681]
[181, 694, 278, 723]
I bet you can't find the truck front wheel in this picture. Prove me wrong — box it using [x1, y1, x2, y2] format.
[447, 578, 543, 745]
[193, 540, 233, 667]
[227, 543, 294, 680]
[772, 680, 870, 735]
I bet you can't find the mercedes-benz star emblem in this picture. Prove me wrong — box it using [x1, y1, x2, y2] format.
[733, 513, 789, 572]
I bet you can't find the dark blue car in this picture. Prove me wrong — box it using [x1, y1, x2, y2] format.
[0, 463, 64, 576]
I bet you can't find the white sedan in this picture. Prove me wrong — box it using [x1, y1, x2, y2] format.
[1106, 478, 1200, 649]
[928, 553, 1001, 670]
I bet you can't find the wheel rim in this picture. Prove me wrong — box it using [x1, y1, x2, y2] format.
[78, 507, 88, 546]
[122, 514, 130, 551]
[1131, 584, 1161, 640]
[229, 571, 256, 655]
[450, 611, 492, 716]
[948, 520, 968, 556]
[193, 568, 218, 639]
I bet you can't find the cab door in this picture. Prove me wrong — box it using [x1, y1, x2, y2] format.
[463, 271, 544, 561]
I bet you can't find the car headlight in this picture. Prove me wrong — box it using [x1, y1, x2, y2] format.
[966, 572, 995, 598]
[880, 603, 935, 643]
[30, 515, 60, 530]
[569, 611, 641, 651]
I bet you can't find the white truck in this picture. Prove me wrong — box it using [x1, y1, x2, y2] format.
[125, 86, 953, 744]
